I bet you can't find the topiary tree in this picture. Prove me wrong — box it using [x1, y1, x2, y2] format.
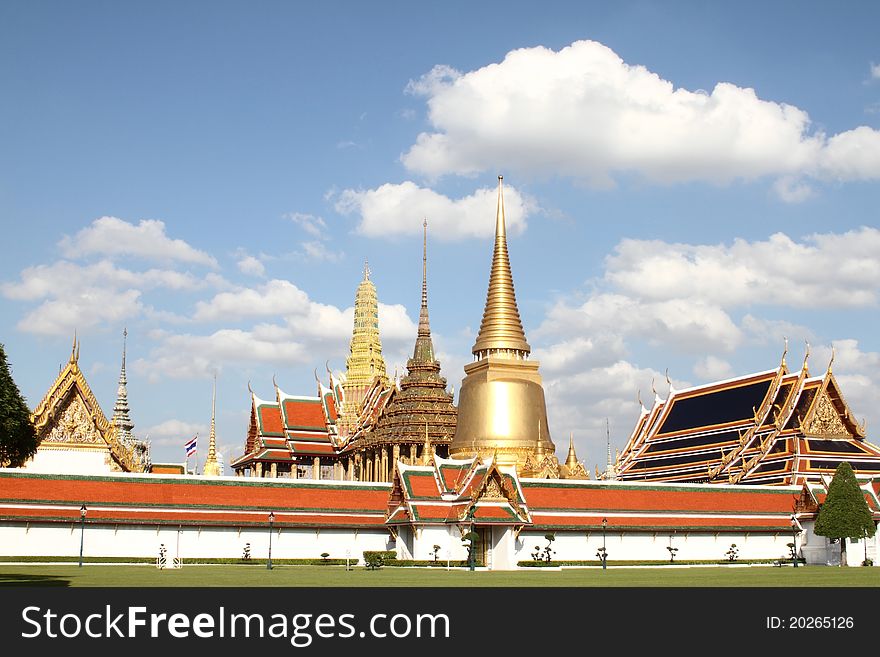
[814, 462, 876, 567]
[0, 344, 38, 468]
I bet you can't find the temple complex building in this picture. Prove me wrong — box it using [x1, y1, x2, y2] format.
[24, 333, 150, 475]
[615, 345, 880, 485]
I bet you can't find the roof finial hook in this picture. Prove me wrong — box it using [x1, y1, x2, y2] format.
[828, 344, 835, 374]
[803, 340, 810, 371]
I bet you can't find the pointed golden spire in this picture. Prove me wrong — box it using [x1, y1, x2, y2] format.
[565, 433, 579, 469]
[70, 331, 80, 365]
[782, 336, 789, 369]
[828, 344, 835, 374]
[203, 372, 221, 476]
[472, 176, 530, 357]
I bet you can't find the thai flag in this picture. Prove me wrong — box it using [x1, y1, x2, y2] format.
[185, 436, 197, 457]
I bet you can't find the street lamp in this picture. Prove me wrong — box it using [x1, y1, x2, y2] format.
[267, 511, 275, 570]
[790, 514, 799, 568]
[601, 517, 608, 570]
[78, 504, 87, 568]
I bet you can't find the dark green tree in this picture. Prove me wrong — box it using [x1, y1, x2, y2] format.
[0, 344, 38, 467]
[814, 462, 876, 566]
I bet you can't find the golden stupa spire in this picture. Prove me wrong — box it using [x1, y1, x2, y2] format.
[472, 176, 530, 358]
[418, 218, 431, 339]
[565, 433, 579, 470]
[203, 373, 221, 476]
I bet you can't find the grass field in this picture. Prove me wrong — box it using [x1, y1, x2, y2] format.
[1, 564, 878, 587]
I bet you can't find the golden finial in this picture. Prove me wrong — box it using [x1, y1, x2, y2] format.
[828, 344, 835, 374]
[637, 388, 643, 407]
[471, 175, 530, 357]
[782, 336, 788, 368]
[802, 340, 810, 372]
[247, 380, 254, 395]
[363, 259, 371, 280]
[651, 377, 657, 396]
[70, 331, 80, 364]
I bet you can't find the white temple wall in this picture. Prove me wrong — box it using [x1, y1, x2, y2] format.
[0, 522, 391, 565]
[399, 525, 469, 562]
[3, 518, 876, 569]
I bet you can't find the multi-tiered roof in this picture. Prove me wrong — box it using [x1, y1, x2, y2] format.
[616, 346, 880, 485]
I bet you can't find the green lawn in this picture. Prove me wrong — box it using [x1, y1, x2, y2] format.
[1, 564, 878, 587]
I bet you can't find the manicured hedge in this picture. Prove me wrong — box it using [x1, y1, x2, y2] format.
[517, 558, 803, 567]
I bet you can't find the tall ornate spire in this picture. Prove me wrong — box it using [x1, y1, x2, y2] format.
[363, 220, 457, 461]
[339, 261, 389, 435]
[472, 176, 530, 358]
[203, 373, 221, 476]
[111, 328, 135, 441]
[413, 218, 434, 361]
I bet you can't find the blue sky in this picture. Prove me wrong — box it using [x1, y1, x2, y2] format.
[2, 1, 879, 471]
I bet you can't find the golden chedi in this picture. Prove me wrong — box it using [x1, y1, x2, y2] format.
[450, 176, 556, 471]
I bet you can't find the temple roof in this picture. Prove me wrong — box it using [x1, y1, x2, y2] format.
[30, 336, 148, 472]
[616, 351, 880, 486]
[385, 456, 530, 525]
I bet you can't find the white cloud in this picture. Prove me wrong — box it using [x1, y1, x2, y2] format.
[401, 40, 880, 193]
[300, 241, 344, 262]
[335, 180, 534, 240]
[141, 419, 208, 446]
[772, 176, 814, 203]
[604, 227, 880, 309]
[285, 212, 329, 239]
[871, 62, 880, 80]
[193, 280, 313, 322]
[693, 355, 734, 381]
[20, 288, 143, 336]
[536, 292, 742, 354]
[237, 255, 266, 277]
[2, 260, 204, 301]
[60, 217, 217, 267]
[1, 259, 211, 336]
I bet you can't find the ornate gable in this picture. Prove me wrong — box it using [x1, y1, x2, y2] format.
[30, 339, 145, 472]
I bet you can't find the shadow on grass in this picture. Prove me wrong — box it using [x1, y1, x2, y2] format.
[0, 573, 71, 587]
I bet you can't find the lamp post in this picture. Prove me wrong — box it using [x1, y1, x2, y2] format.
[864, 528, 869, 567]
[78, 504, 87, 568]
[601, 517, 607, 570]
[267, 511, 275, 570]
[790, 514, 799, 568]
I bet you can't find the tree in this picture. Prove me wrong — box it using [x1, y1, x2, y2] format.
[814, 462, 876, 566]
[0, 344, 38, 467]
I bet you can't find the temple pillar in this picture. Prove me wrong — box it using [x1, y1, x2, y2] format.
[313, 456, 321, 480]
[392, 444, 400, 473]
[347, 458, 354, 481]
[380, 447, 387, 482]
[270, 462, 277, 479]
[291, 460, 298, 479]
[410, 444, 417, 463]
[374, 451, 381, 483]
[255, 462, 263, 478]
